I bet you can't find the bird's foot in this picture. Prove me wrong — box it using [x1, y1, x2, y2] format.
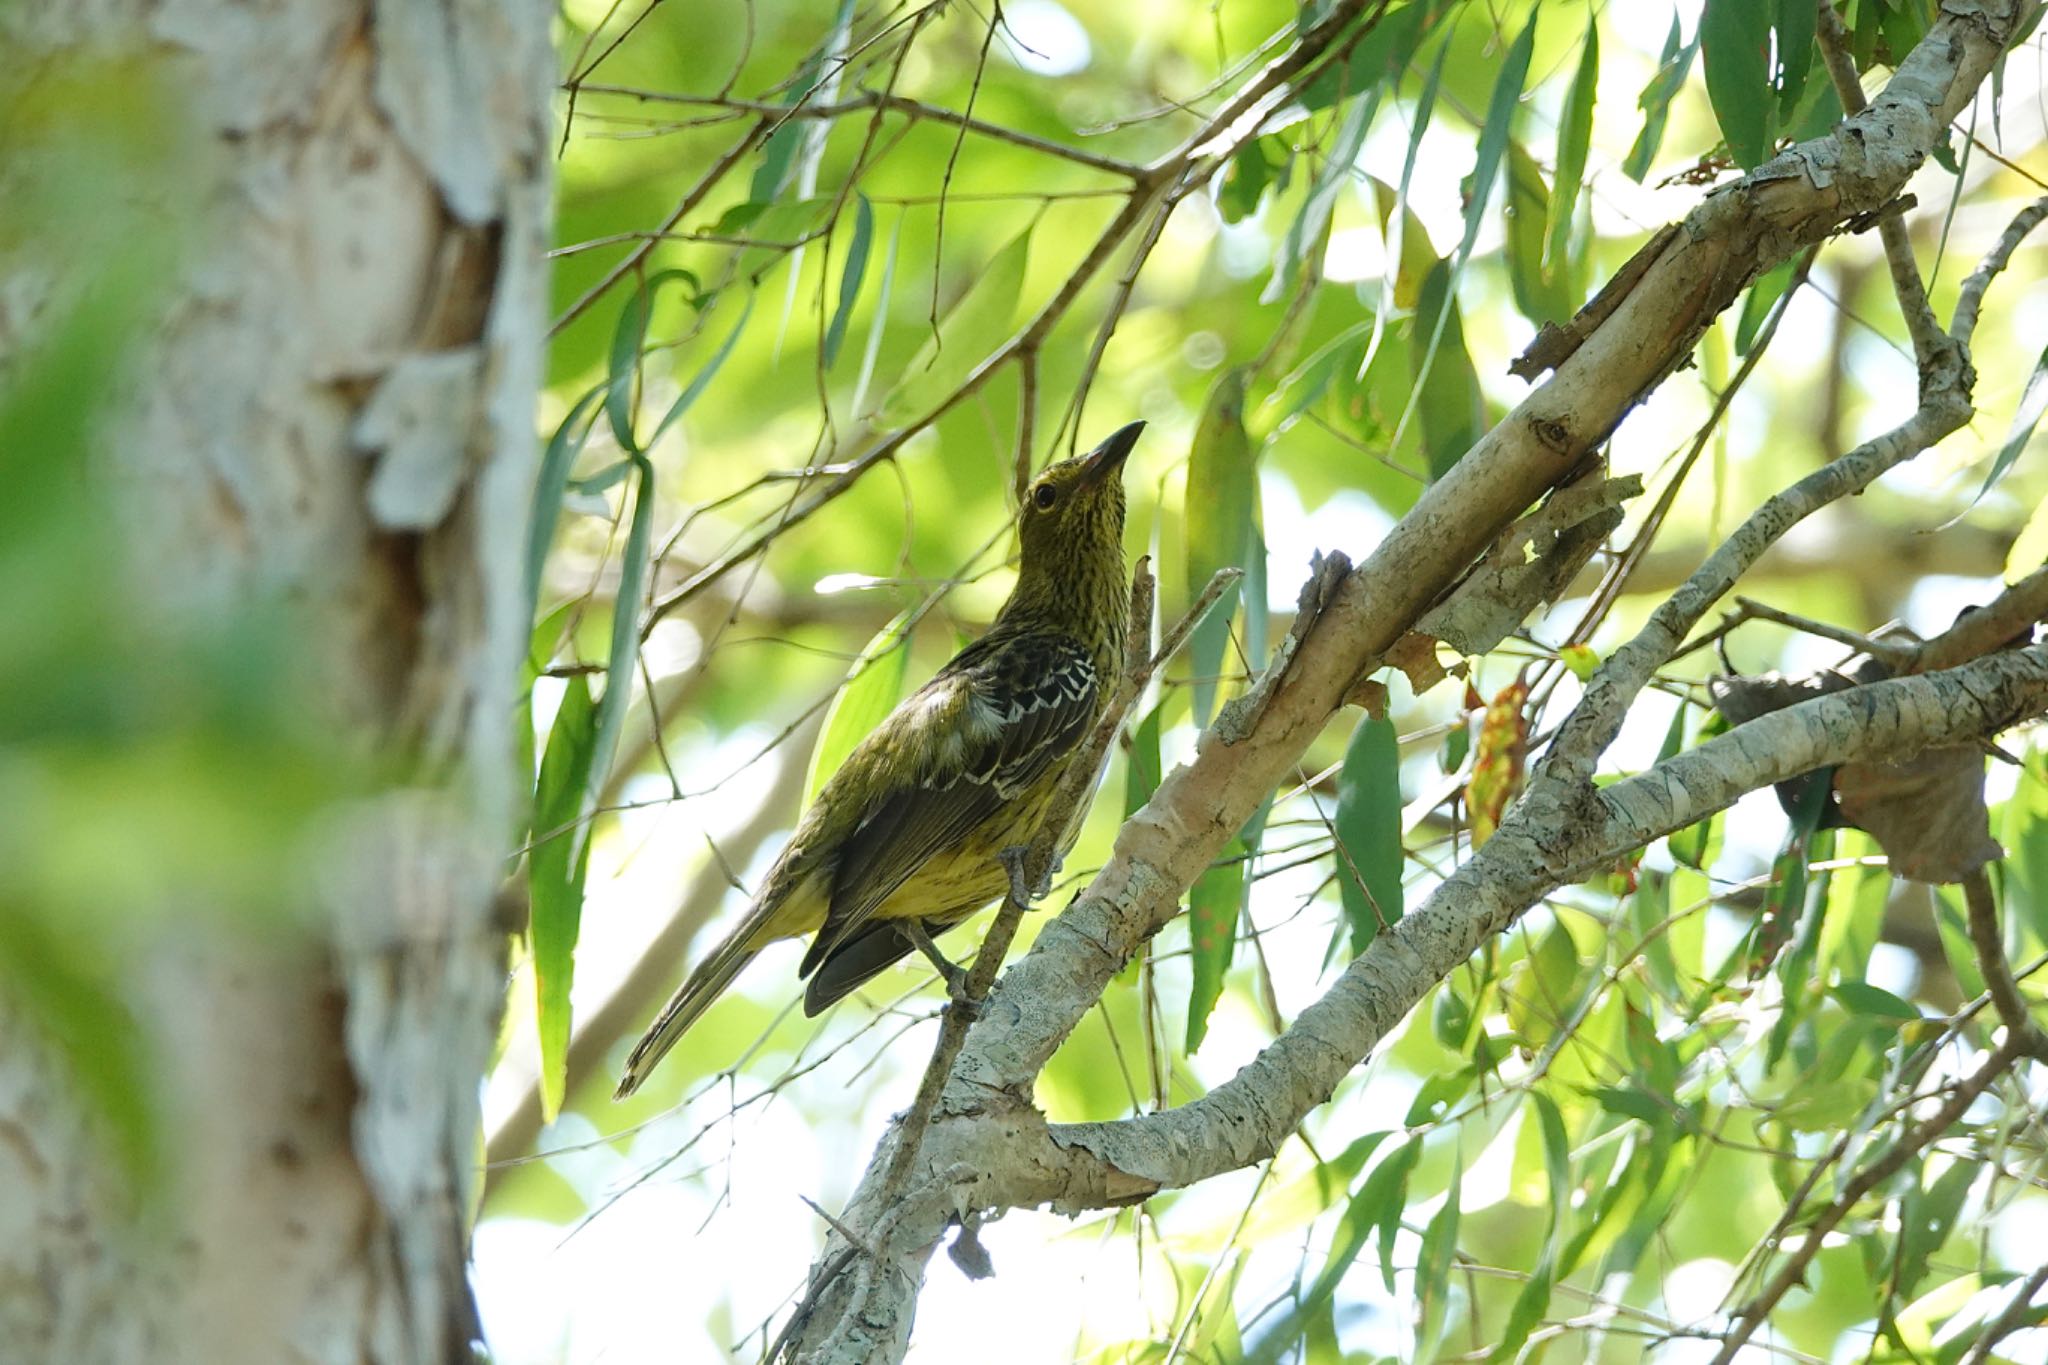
[997, 844, 1052, 906]
[899, 919, 979, 1015]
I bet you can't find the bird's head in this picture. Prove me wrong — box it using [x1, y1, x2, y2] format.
[1016, 420, 1141, 565]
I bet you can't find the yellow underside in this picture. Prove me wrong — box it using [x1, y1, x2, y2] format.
[749, 780, 1066, 949]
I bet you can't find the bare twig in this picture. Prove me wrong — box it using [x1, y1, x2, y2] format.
[1815, 0, 1948, 367]
[1708, 1038, 2029, 1365]
[1910, 561, 2048, 674]
[1729, 595, 1916, 665]
[574, 84, 1148, 179]
[1961, 868, 2048, 1058]
[1958, 1257, 2048, 1365]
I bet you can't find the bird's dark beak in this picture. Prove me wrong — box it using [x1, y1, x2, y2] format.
[1080, 420, 1145, 486]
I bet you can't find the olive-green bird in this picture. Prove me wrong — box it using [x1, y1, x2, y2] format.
[615, 421, 1141, 1098]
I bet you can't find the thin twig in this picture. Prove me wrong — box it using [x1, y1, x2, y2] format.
[575, 84, 1148, 179]
[1815, 1, 1949, 367]
[1730, 595, 1917, 665]
[1708, 1038, 2027, 1365]
[1961, 867, 2048, 1058]
[1958, 1257, 2048, 1365]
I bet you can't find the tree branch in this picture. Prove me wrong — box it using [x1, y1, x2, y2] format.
[777, 3, 2029, 1358]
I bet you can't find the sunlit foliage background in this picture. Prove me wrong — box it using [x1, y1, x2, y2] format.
[484, 1, 2048, 1361]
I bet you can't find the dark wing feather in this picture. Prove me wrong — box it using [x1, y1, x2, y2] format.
[801, 917, 958, 1016]
[798, 632, 1099, 981]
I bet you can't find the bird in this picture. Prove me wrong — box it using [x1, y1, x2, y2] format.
[615, 420, 1141, 1099]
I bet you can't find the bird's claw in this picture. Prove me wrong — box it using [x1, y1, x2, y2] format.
[900, 919, 978, 1014]
[997, 844, 1051, 905]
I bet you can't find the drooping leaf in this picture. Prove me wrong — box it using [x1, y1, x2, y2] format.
[1735, 258, 1798, 354]
[1702, 0, 1774, 168]
[1416, 1149, 1464, 1355]
[1456, 12, 1538, 265]
[1185, 837, 1248, 1052]
[605, 269, 699, 448]
[647, 293, 755, 449]
[1264, 87, 1380, 304]
[1333, 713, 1403, 955]
[530, 674, 599, 1121]
[1625, 15, 1701, 182]
[580, 454, 657, 844]
[1467, 674, 1529, 845]
[877, 225, 1032, 422]
[1503, 141, 1574, 325]
[1218, 135, 1289, 224]
[1411, 259, 1486, 481]
[1185, 368, 1257, 725]
[1123, 703, 1163, 818]
[804, 607, 916, 805]
[1968, 342, 2048, 508]
[527, 388, 606, 615]
[1775, 0, 1818, 115]
[1547, 18, 1599, 272]
[822, 193, 873, 368]
[1897, 1159, 1976, 1298]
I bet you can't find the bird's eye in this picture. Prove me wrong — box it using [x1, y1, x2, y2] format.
[1033, 483, 1058, 510]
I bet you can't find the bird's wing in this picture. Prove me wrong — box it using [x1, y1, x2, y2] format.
[798, 632, 1100, 979]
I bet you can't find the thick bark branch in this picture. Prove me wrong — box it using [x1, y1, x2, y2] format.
[786, 2, 2025, 1359]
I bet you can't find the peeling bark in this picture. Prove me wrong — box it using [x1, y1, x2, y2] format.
[0, 3, 553, 1363]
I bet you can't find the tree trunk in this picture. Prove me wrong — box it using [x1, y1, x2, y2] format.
[0, 4, 552, 1362]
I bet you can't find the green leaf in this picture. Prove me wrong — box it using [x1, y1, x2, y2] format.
[1185, 838, 1248, 1052]
[605, 269, 699, 449]
[1123, 703, 1163, 818]
[578, 454, 657, 867]
[1374, 1137, 1424, 1292]
[1264, 87, 1380, 303]
[1503, 141, 1574, 325]
[1775, 0, 1818, 115]
[1702, 0, 1774, 168]
[1284, 1132, 1399, 1335]
[876, 225, 1032, 422]
[646, 293, 755, 450]
[1405, 1066, 1475, 1127]
[823, 193, 873, 369]
[1333, 713, 1403, 955]
[0, 909, 159, 1197]
[1898, 1159, 1975, 1297]
[1625, 16, 1701, 182]
[1831, 980, 1921, 1023]
[1505, 921, 1583, 1049]
[1968, 343, 2048, 508]
[527, 388, 605, 615]
[1735, 258, 1798, 354]
[1218, 136, 1287, 224]
[1185, 368, 1257, 725]
[1592, 1085, 1668, 1125]
[1547, 18, 1599, 273]
[1416, 1149, 1464, 1355]
[804, 608, 916, 805]
[530, 674, 599, 1122]
[1456, 13, 1538, 265]
[1411, 259, 1486, 481]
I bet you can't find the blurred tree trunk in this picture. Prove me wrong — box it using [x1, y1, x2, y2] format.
[0, 4, 552, 1363]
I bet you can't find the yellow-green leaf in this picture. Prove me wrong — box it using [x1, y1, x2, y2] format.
[1184, 368, 1257, 726]
[530, 674, 598, 1122]
[876, 226, 1031, 423]
[805, 608, 915, 806]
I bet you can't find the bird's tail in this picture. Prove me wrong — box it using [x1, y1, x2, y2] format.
[614, 926, 762, 1099]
